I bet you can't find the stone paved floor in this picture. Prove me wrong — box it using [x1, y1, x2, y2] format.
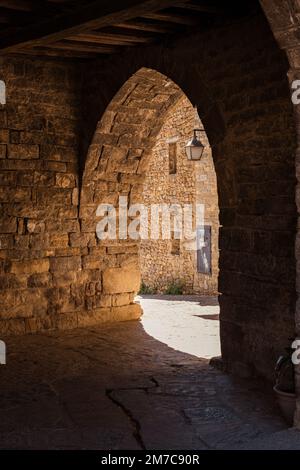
[0, 295, 297, 450]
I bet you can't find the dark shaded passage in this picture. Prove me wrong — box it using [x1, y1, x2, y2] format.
[0, 315, 289, 450]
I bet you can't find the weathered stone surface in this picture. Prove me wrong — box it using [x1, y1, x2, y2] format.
[0, 288, 47, 319]
[27, 272, 51, 288]
[0, 145, 6, 158]
[112, 293, 132, 307]
[0, 217, 17, 233]
[0, 187, 31, 203]
[140, 95, 218, 294]
[8, 144, 39, 159]
[111, 303, 142, 320]
[103, 266, 141, 294]
[55, 173, 76, 188]
[10, 258, 50, 274]
[0, 129, 9, 143]
[49, 256, 81, 273]
[0, 300, 291, 450]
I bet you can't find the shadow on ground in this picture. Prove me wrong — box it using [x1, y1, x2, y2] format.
[0, 310, 292, 450]
[139, 295, 219, 306]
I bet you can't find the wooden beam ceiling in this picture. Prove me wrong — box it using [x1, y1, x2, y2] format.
[0, 0, 192, 52]
[0, 0, 256, 59]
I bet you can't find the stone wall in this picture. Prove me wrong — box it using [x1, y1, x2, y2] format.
[0, 56, 142, 335]
[140, 95, 219, 295]
[259, 0, 300, 428]
[0, 57, 81, 334]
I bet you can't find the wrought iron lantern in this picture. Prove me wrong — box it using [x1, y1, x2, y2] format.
[185, 128, 205, 161]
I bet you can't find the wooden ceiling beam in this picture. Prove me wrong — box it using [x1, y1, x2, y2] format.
[141, 11, 200, 25]
[48, 39, 117, 54]
[0, 0, 191, 52]
[174, 1, 226, 14]
[16, 46, 96, 59]
[114, 19, 177, 34]
[67, 32, 154, 46]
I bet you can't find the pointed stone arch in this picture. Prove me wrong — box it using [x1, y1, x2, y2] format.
[80, 67, 217, 327]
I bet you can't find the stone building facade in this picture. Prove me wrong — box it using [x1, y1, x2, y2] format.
[140, 96, 219, 294]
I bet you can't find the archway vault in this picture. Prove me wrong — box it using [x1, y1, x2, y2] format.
[80, 68, 202, 326]
[80, 10, 298, 390]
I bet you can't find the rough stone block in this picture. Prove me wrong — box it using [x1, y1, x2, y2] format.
[27, 272, 52, 288]
[77, 302, 142, 327]
[0, 216, 17, 233]
[55, 173, 76, 188]
[49, 233, 69, 248]
[49, 256, 81, 272]
[102, 266, 141, 294]
[82, 255, 102, 270]
[112, 293, 132, 306]
[0, 318, 25, 335]
[110, 303, 142, 321]
[10, 258, 50, 274]
[0, 186, 31, 202]
[8, 144, 39, 159]
[56, 312, 78, 330]
[0, 129, 9, 143]
[0, 144, 6, 158]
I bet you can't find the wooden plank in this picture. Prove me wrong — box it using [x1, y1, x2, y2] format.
[67, 32, 154, 46]
[0, 0, 190, 52]
[48, 40, 117, 54]
[174, 1, 225, 14]
[114, 19, 177, 33]
[141, 11, 199, 25]
[15, 46, 97, 59]
[97, 25, 159, 38]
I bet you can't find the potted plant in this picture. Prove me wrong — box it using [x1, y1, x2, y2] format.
[274, 343, 296, 426]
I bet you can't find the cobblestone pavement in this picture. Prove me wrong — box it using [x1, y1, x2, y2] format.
[0, 295, 296, 450]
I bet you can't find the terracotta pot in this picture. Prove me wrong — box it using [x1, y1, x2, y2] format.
[273, 385, 296, 426]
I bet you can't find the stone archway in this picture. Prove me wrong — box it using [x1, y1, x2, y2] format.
[0, 3, 296, 424]
[81, 21, 297, 385]
[80, 68, 201, 325]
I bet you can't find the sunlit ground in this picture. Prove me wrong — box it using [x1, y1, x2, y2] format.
[138, 295, 221, 359]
